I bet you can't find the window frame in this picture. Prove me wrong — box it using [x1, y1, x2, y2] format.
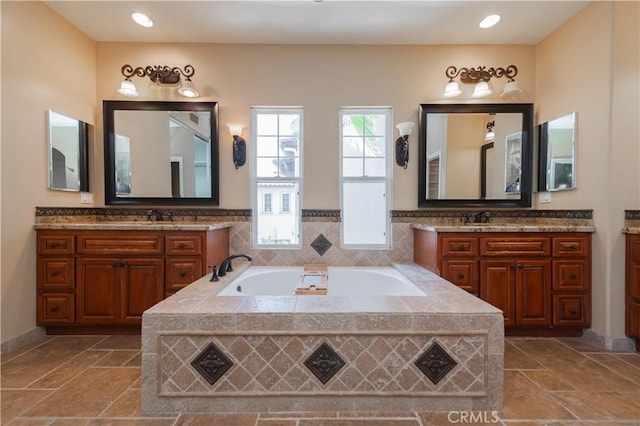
[251, 107, 303, 249]
[339, 107, 393, 249]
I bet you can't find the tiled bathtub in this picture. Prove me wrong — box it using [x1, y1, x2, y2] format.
[141, 264, 504, 414]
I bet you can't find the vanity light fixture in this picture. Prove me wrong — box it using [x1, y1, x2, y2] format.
[117, 64, 200, 98]
[395, 122, 415, 169]
[443, 65, 521, 99]
[485, 120, 495, 141]
[228, 123, 247, 169]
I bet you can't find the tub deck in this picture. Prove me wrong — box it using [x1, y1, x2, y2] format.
[141, 263, 504, 414]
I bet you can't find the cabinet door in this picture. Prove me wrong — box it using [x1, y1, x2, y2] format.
[120, 259, 164, 324]
[77, 258, 120, 324]
[516, 260, 552, 326]
[442, 260, 478, 295]
[165, 258, 203, 295]
[480, 261, 515, 325]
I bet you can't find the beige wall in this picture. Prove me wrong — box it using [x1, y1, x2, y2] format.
[1, 1, 637, 346]
[535, 1, 639, 343]
[1, 2, 96, 344]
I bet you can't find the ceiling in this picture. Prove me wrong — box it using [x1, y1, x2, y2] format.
[46, 1, 590, 45]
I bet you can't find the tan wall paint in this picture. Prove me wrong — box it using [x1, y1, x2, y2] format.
[95, 43, 536, 210]
[535, 1, 639, 342]
[1, 2, 96, 343]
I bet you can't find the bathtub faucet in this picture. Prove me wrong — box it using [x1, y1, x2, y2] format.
[218, 254, 253, 277]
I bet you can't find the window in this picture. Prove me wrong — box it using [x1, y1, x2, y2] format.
[339, 108, 392, 248]
[263, 193, 272, 213]
[281, 193, 290, 214]
[252, 108, 302, 247]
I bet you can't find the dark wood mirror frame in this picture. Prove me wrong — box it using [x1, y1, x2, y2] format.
[103, 100, 219, 206]
[418, 103, 534, 208]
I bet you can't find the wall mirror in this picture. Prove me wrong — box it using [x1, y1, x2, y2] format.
[418, 103, 534, 207]
[47, 110, 89, 192]
[103, 101, 219, 206]
[538, 112, 576, 192]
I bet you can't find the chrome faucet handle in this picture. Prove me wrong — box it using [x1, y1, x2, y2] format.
[146, 209, 154, 221]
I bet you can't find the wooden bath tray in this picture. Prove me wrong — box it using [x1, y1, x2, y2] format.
[295, 264, 328, 295]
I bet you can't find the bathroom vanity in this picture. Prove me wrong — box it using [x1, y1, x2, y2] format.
[625, 230, 640, 351]
[414, 224, 594, 336]
[35, 224, 229, 333]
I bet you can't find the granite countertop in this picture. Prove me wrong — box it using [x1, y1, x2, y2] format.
[623, 227, 640, 234]
[33, 221, 234, 231]
[411, 223, 596, 233]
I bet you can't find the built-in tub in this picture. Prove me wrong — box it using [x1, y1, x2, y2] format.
[217, 266, 425, 296]
[142, 263, 504, 414]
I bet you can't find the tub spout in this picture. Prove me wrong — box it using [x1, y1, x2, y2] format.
[218, 254, 253, 277]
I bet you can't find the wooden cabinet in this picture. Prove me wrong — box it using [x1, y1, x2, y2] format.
[414, 229, 591, 335]
[37, 227, 229, 331]
[625, 233, 640, 351]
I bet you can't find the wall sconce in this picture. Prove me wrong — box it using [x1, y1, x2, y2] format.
[395, 122, 415, 169]
[485, 120, 495, 141]
[228, 123, 246, 169]
[117, 64, 200, 98]
[443, 65, 521, 99]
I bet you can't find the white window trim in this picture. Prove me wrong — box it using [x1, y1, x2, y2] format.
[250, 107, 303, 249]
[339, 107, 392, 250]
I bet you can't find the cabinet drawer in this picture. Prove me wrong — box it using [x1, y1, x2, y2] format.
[441, 236, 478, 257]
[626, 299, 640, 337]
[441, 260, 478, 295]
[38, 292, 75, 324]
[480, 237, 550, 256]
[165, 258, 204, 293]
[628, 235, 640, 262]
[37, 234, 74, 255]
[38, 258, 75, 289]
[554, 295, 589, 326]
[77, 233, 163, 255]
[553, 236, 589, 257]
[553, 260, 589, 292]
[165, 235, 203, 256]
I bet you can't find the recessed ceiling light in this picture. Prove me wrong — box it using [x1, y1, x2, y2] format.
[131, 12, 153, 28]
[479, 14, 501, 29]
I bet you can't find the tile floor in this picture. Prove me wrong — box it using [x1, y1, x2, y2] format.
[1, 335, 638, 425]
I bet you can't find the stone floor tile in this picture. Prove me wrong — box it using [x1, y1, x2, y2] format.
[504, 341, 543, 369]
[298, 419, 419, 425]
[88, 419, 176, 425]
[500, 371, 575, 420]
[585, 353, 640, 385]
[551, 391, 640, 420]
[91, 335, 141, 350]
[418, 412, 501, 425]
[256, 420, 297, 426]
[520, 369, 576, 391]
[28, 350, 109, 389]
[1, 336, 54, 365]
[0, 389, 52, 423]
[23, 367, 140, 418]
[612, 352, 640, 368]
[92, 350, 140, 367]
[174, 413, 259, 425]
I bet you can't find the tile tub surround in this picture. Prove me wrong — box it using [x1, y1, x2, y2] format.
[141, 263, 504, 414]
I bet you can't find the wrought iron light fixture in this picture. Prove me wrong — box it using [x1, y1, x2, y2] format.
[443, 65, 521, 99]
[117, 64, 199, 98]
[228, 123, 246, 169]
[395, 122, 415, 169]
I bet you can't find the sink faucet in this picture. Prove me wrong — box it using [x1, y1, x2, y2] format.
[218, 254, 253, 277]
[146, 209, 163, 222]
[473, 211, 491, 223]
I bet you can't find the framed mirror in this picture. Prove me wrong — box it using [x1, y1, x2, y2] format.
[48, 110, 89, 192]
[538, 112, 576, 192]
[103, 100, 219, 206]
[418, 103, 534, 207]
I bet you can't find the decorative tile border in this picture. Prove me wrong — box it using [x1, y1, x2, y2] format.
[35, 207, 252, 218]
[392, 209, 593, 220]
[625, 210, 640, 220]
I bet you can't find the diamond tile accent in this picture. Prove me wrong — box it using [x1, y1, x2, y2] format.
[304, 342, 345, 384]
[160, 334, 483, 395]
[414, 341, 458, 385]
[190, 342, 234, 385]
[310, 234, 332, 256]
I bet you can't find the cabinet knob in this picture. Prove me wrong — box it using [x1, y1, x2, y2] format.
[457, 273, 465, 279]
[456, 244, 465, 250]
[50, 271, 59, 277]
[569, 273, 577, 279]
[111, 262, 118, 268]
[119, 262, 125, 268]
[179, 271, 186, 278]
[570, 308, 578, 315]
[178, 243, 185, 249]
[49, 242, 61, 248]
[568, 244, 577, 250]
[50, 306, 60, 313]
